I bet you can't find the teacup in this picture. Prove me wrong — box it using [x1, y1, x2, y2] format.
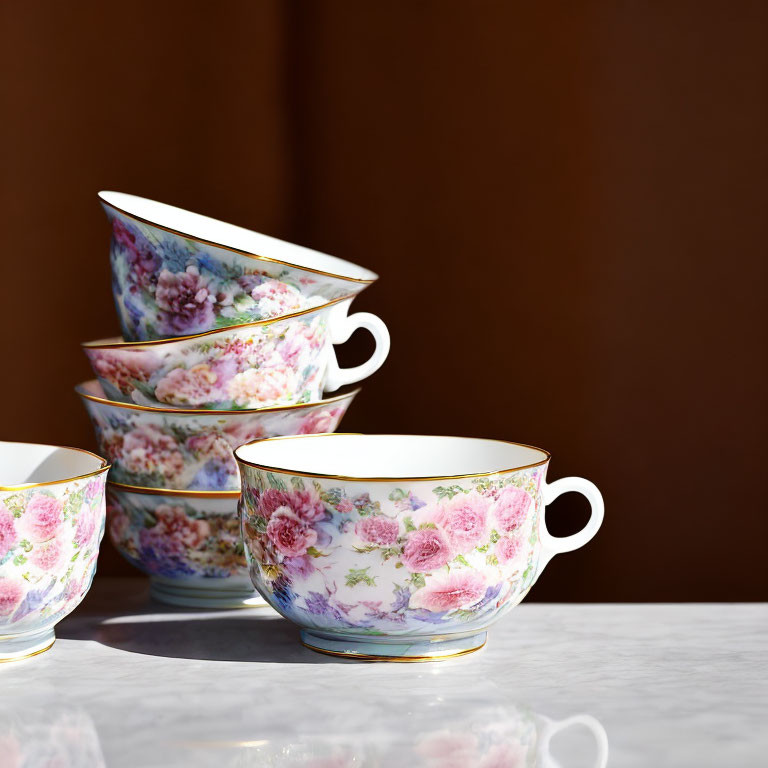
[235, 434, 604, 661]
[100, 191, 378, 341]
[82, 297, 389, 410]
[0, 441, 109, 662]
[106, 482, 264, 608]
[76, 380, 358, 491]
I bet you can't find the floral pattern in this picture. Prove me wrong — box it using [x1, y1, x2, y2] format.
[79, 386, 355, 491]
[0, 473, 107, 634]
[238, 465, 547, 636]
[107, 488, 246, 580]
[84, 304, 332, 410]
[107, 210, 369, 341]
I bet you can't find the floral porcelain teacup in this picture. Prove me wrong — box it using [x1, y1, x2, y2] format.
[82, 297, 389, 410]
[235, 434, 604, 661]
[0, 441, 109, 662]
[76, 380, 358, 491]
[100, 191, 378, 341]
[106, 483, 264, 608]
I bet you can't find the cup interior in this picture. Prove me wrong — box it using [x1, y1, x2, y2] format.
[235, 434, 549, 480]
[0, 442, 106, 487]
[100, 191, 377, 282]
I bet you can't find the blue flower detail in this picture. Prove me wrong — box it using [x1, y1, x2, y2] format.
[159, 239, 195, 273]
[271, 576, 297, 613]
[189, 460, 232, 491]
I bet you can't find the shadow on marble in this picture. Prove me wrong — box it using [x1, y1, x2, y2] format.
[57, 608, 343, 664]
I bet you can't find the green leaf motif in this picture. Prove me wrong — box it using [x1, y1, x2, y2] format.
[4, 494, 26, 517]
[418, 522, 437, 530]
[353, 544, 379, 554]
[388, 488, 407, 502]
[345, 567, 377, 587]
[453, 554, 470, 567]
[485, 554, 499, 566]
[489, 529, 501, 544]
[290, 476, 306, 491]
[64, 488, 85, 520]
[252, 516, 268, 534]
[403, 516, 416, 533]
[13, 554, 27, 566]
[408, 572, 426, 589]
[266, 473, 287, 492]
[306, 546, 328, 558]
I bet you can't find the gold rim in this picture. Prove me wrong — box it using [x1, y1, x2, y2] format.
[108, 480, 240, 498]
[82, 294, 353, 349]
[0, 443, 110, 491]
[99, 193, 377, 284]
[75, 381, 360, 415]
[0, 639, 55, 663]
[234, 434, 551, 482]
[300, 639, 486, 662]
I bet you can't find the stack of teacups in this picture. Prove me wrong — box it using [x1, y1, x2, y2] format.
[77, 192, 389, 608]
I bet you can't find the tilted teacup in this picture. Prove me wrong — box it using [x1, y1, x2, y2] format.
[106, 482, 263, 608]
[82, 297, 389, 410]
[100, 191, 378, 341]
[76, 380, 358, 491]
[0, 441, 110, 661]
[235, 434, 604, 661]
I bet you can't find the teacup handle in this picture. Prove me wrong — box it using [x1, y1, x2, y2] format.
[539, 714, 609, 768]
[536, 477, 604, 578]
[324, 302, 391, 392]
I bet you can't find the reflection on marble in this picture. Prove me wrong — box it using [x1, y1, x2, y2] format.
[0, 579, 765, 768]
[0, 709, 105, 768]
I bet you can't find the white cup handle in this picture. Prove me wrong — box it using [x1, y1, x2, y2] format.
[324, 301, 390, 392]
[536, 477, 604, 579]
[539, 714, 609, 768]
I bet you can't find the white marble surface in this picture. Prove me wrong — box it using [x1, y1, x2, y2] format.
[1, 578, 765, 767]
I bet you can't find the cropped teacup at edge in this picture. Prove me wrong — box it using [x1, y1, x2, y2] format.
[82, 297, 389, 410]
[234, 434, 604, 661]
[101, 191, 378, 341]
[0, 441, 110, 662]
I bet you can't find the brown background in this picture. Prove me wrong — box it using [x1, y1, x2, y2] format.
[1, 1, 766, 600]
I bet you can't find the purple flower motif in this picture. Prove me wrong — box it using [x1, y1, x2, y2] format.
[408, 493, 426, 511]
[138, 528, 195, 577]
[283, 555, 314, 579]
[391, 586, 411, 612]
[10, 576, 57, 623]
[410, 608, 450, 624]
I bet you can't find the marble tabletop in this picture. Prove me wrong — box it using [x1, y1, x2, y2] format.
[0, 578, 765, 768]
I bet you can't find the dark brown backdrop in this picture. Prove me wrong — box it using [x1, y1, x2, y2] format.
[1, 1, 766, 600]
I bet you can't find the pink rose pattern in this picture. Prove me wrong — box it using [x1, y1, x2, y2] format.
[82, 395, 353, 490]
[108, 214, 358, 343]
[239, 467, 544, 633]
[0, 473, 106, 630]
[85, 309, 330, 410]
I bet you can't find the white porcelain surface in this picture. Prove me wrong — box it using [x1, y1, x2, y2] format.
[1, 578, 764, 767]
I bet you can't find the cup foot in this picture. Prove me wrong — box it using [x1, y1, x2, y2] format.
[0, 627, 56, 663]
[149, 577, 268, 609]
[299, 629, 487, 662]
